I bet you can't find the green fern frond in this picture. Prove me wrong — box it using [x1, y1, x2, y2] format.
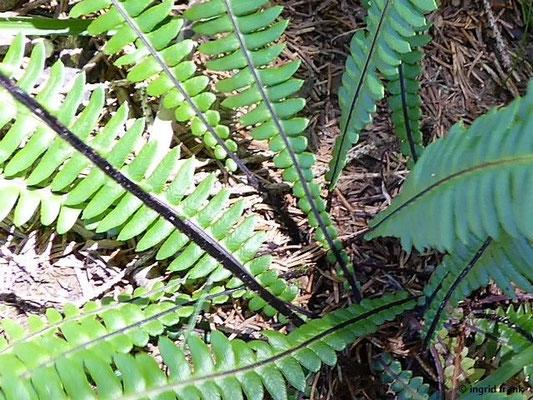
[185, 0, 361, 300]
[459, 344, 533, 400]
[70, 0, 241, 173]
[0, 278, 184, 353]
[0, 291, 416, 400]
[0, 286, 237, 385]
[421, 234, 533, 345]
[368, 81, 533, 252]
[0, 36, 299, 316]
[372, 353, 434, 399]
[473, 304, 533, 379]
[326, 0, 437, 188]
[386, 34, 432, 162]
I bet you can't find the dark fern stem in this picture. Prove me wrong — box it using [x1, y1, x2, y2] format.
[423, 238, 492, 348]
[0, 71, 305, 327]
[421, 277, 446, 317]
[398, 63, 419, 163]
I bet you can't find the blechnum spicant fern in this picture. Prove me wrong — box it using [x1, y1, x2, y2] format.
[70, 0, 240, 173]
[326, 0, 438, 188]
[372, 353, 436, 399]
[1, 0, 533, 398]
[0, 35, 299, 318]
[0, 292, 416, 400]
[183, 0, 361, 299]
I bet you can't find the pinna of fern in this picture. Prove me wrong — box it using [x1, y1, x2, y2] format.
[70, 0, 242, 173]
[0, 36, 300, 320]
[185, 0, 362, 300]
[0, 291, 416, 400]
[326, 0, 438, 188]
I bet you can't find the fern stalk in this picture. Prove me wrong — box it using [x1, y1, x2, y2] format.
[219, 0, 361, 302]
[0, 71, 305, 326]
[107, 0, 259, 189]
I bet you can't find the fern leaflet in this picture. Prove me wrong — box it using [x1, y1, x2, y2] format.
[0, 292, 416, 400]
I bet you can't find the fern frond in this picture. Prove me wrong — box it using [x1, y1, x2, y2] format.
[459, 344, 533, 400]
[368, 82, 533, 252]
[0, 286, 237, 383]
[185, 0, 362, 301]
[0, 292, 416, 400]
[0, 37, 300, 321]
[326, 0, 437, 188]
[0, 278, 185, 353]
[473, 304, 533, 379]
[421, 234, 533, 345]
[70, 0, 246, 176]
[372, 353, 434, 399]
[386, 34, 432, 163]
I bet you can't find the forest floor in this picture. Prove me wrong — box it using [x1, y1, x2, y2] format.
[0, 0, 532, 399]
